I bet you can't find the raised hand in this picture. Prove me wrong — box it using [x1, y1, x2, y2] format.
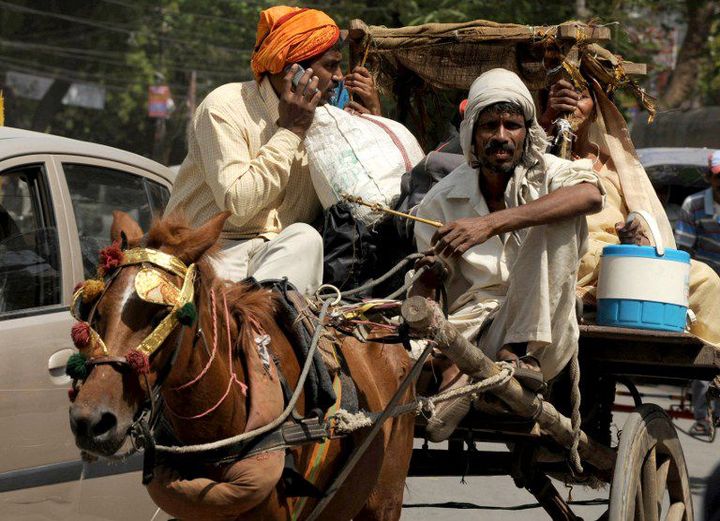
[277, 65, 321, 138]
[344, 66, 382, 116]
[431, 216, 497, 258]
[539, 78, 581, 131]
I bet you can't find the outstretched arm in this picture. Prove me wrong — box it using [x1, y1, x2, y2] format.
[432, 182, 603, 257]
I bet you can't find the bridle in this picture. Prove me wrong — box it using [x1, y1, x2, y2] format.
[68, 245, 202, 472]
[70, 246, 197, 372]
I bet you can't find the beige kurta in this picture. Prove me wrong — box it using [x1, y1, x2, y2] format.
[416, 154, 603, 380]
[577, 165, 720, 348]
[166, 77, 321, 240]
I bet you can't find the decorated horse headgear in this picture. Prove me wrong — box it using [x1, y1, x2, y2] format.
[67, 242, 197, 392]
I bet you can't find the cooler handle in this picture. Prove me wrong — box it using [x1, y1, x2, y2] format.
[626, 210, 665, 256]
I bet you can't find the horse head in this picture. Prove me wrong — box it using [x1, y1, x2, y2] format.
[68, 211, 229, 457]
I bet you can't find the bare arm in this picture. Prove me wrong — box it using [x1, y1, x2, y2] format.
[433, 182, 603, 257]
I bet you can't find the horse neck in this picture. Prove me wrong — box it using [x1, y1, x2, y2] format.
[161, 284, 248, 443]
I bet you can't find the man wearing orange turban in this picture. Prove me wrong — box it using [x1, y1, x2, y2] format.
[166, 6, 380, 296]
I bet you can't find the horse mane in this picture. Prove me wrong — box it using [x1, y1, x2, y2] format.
[145, 213, 279, 353]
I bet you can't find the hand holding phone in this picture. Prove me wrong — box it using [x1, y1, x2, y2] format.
[287, 64, 306, 91]
[278, 64, 321, 138]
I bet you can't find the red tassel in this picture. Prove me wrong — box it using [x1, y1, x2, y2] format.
[71, 322, 92, 349]
[68, 387, 78, 402]
[98, 240, 124, 274]
[126, 350, 150, 375]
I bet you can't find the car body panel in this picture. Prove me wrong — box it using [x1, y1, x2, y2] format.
[0, 127, 172, 520]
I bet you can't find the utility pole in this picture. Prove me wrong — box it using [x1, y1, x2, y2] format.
[152, 0, 167, 162]
[186, 70, 197, 140]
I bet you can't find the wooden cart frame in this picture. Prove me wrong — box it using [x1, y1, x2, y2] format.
[406, 319, 718, 521]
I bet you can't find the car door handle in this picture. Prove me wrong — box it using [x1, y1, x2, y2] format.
[48, 348, 76, 384]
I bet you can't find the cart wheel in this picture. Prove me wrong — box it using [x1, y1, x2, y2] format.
[609, 404, 693, 521]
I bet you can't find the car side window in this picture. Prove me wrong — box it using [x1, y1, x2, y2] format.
[0, 165, 61, 314]
[63, 164, 169, 278]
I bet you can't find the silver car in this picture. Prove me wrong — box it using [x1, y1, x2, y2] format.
[0, 127, 172, 520]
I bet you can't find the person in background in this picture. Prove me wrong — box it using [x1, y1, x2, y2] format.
[165, 5, 380, 296]
[676, 150, 720, 273]
[675, 151, 720, 435]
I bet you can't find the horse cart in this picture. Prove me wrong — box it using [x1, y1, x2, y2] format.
[402, 299, 718, 521]
[341, 18, 720, 521]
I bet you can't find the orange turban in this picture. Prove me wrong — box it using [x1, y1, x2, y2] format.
[251, 6, 340, 81]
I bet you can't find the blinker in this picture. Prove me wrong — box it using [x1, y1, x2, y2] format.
[135, 268, 181, 307]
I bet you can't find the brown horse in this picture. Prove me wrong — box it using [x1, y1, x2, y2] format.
[68, 211, 415, 521]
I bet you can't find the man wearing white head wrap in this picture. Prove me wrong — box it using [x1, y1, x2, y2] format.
[413, 69, 605, 442]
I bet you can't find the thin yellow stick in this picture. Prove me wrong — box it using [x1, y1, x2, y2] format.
[341, 193, 444, 228]
[349, 42, 372, 104]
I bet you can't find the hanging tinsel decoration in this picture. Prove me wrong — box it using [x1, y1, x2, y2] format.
[175, 302, 197, 326]
[126, 350, 150, 375]
[66, 352, 89, 380]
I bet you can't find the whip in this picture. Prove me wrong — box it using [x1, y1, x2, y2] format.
[341, 193, 443, 228]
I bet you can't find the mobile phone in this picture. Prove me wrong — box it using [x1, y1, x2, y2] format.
[285, 64, 306, 90]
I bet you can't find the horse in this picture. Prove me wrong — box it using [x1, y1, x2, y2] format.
[68, 211, 415, 521]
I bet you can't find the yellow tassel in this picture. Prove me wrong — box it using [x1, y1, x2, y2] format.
[82, 279, 105, 303]
[0, 90, 4, 127]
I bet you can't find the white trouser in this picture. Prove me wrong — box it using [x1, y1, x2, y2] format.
[211, 223, 323, 296]
[478, 216, 587, 381]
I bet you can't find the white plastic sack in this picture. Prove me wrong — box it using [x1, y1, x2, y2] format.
[304, 105, 424, 224]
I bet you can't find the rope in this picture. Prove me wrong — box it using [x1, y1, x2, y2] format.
[330, 362, 515, 435]
[170, 288, 218, 391]
[568, 351, 584, 474]
[417, 362, 515, 418]
[154, 298, 333, 454]
[318, 252, 424, 300]
[163, 290, 247, 420]
[332, 409, 375, 432]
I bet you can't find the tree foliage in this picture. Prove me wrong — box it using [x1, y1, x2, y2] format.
[0, 0, 717, 160]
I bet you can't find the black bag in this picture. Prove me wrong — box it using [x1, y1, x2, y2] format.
[321, 201, 379, 294]
[321, 146, 464, 296]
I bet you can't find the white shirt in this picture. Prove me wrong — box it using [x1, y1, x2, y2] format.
[415, 154, 602, 326]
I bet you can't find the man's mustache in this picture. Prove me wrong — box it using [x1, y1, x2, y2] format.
[484, 141, 515, 154]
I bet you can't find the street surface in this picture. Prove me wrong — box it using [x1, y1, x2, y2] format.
[403, 384, 719, 520]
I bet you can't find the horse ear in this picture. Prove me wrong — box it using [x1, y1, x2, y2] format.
[110, 211, 143, 246]
[177, 211, 230, 264]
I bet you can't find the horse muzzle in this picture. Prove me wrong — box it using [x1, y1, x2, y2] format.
[69, 402, 130, 456]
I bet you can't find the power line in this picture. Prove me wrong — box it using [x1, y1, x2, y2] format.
[0, 1, 244, 53]
[0, 40, 245, 76]
[0, 56, 190, 94]
[96, 0, 254, 25]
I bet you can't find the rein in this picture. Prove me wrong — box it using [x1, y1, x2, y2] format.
[152, 298, 334, 457]
[164, 289, 247, 420]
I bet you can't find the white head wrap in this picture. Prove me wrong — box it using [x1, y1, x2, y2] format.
[459, 68, 548, 169]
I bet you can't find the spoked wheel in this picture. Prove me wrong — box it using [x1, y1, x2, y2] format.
[609, 404, 693, 521]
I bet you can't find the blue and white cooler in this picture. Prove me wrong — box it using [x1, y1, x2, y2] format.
[597, 211, 691, 332]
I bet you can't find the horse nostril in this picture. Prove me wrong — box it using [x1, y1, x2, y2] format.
[70, 406, 118, 442]
[92, 412, 117, 438]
